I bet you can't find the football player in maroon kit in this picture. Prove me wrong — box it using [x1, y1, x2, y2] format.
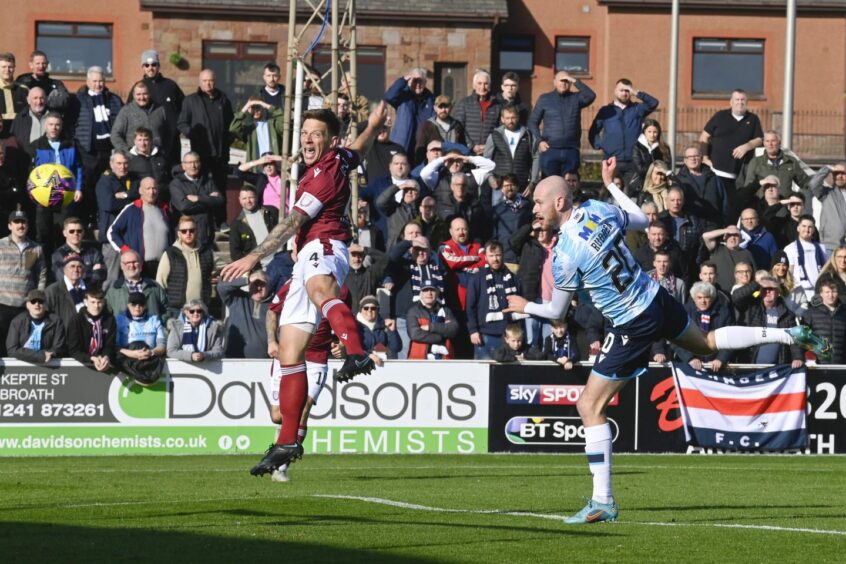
[222, 101, 388, 475]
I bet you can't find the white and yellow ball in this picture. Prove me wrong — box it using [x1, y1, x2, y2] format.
[27, 163, 76, 208]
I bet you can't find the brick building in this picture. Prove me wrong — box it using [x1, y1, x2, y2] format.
[3, 0, 843, 159]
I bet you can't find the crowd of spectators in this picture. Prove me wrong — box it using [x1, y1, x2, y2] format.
[1, 46, 845, 379]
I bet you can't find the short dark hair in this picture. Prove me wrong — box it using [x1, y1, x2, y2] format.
[501, 104, 519, 116]
[700, 261, 717, 272]
[484, 239, 503, 253]
[0, 52, 15, 65]
[819, 280, 839, 292]
[84, 288, 105, 300]
[648, 221, 668, 233]
[616, 78, 633, 87]
[563, 169, 581, 180]
[263, 62, 281, 74]
[500, 173, 521, 188]
[29, 50, 48, 61]
[303, 108, 341, 138]
[239, 184, 257, 195]
[134, 126, 153, 139]
[654, 249, 671, 260]
[63, 216, 83, 229]
[798, 214, 816, 225]
[501, 71, 520, 84]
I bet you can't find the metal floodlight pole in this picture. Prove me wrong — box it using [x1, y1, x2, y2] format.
[331, 0, 340, 112]
[667, 0, 680, 163]
[783, 0, 797, 149]
[348, 0, 360, 230]
[279, 0, 298, 223]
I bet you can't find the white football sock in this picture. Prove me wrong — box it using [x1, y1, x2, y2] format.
[713, 326, 793, 350]
[584, 423, 613, 504]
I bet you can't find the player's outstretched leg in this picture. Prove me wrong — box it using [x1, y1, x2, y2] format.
[251, 363, 308, 477]
[674, 323, 831, 362]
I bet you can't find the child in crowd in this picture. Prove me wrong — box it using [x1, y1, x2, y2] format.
[542, 318, 578, 370]
[492, 323, 543, 363]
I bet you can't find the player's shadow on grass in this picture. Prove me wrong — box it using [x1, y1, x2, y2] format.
[1, 521, 442, 563]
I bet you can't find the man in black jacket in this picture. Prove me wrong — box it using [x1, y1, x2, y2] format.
[346, 243, 388, 313]
[10, 87, 48, 160]
[230, 185, 276, 261]
[169, 152, 224, 247]
[671, 144, 730, 230]
[45, 253, 88, 330]
[14, 51, 68, 114]
[453, 70, 502, 156]
[177, 69, 233, 224]
[137, 50, 184, 163]
[67, 287, 116, 372]
[802, 281, 846, 364]
[51, 217, 107, 287]
[633, 221, 688, 282]
[7, 289, 65, 365]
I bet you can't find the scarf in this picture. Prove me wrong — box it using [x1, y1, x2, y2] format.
[795, 238, 827, 282]
[645, 182, 669, 212]
[89, 91, 111, 140]
[503, 195, 526, 213]
[355, 312, 377, 331]
[549, 332, 574, 360]
[125, 279, 145, 294]
[485, 265, 524, 322]
[180, 315, 208, 353]
[425, 307, 450, 359]
[85, 314, 103, 355]
[698, 310, 712, 333]
[24, 318, 45, 351]
[740, 226, 766, 249]
[410, 260, 445, 303]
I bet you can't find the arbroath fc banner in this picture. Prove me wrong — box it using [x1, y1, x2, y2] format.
[672, 363, 808, 450]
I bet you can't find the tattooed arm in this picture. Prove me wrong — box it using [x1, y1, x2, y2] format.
[266, 308, 279, 358]
[220, 211, 308, 281]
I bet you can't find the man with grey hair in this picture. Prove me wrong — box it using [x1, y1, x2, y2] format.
[10, 86, 48, 159]
[177, 69, 234, 227]
[453, 69, 503, 155]
[71, 65, 123, 223]
[383, 67, 434, 158]
[673, 281, 734, 372]
[739, 129, 811, 207]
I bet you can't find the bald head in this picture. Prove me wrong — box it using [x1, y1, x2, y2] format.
[532, 176, 573, 232]
[199, 69, 215, 94]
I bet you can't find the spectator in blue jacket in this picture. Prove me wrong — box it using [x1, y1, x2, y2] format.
[588, 78, 659, 181]
[356, 294, 402, 359]
[31, 113, 84, 257]
[528, 70, 596, 178]
[96, 151, 138, 288]
[466, 240, 526, 359]
[383, 69, 434, 159]
[107, 177, 172, 278]
[739, 207, 778, 270]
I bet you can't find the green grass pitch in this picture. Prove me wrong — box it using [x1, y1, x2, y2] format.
[1, 454, 844, 563]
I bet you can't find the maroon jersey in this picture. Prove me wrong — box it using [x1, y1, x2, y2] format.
[270, 281, 351, 365]
[293, 147, 358, 248]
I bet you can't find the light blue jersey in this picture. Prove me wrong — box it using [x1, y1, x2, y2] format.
[552, 199, 658, 326]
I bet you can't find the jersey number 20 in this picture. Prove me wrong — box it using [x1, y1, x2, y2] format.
[601, 234, 636, 293]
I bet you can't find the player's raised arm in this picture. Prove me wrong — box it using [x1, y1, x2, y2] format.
[601, 157, 648, 230]
[220, 210, 309, 281]
[348, 100, 388, 156]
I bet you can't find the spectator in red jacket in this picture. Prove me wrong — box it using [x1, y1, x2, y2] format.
[439, 216, 485, 358]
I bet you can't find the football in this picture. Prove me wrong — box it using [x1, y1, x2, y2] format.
[26, 163, 76, 208]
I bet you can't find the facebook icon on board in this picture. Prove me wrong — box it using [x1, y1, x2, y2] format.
[507, 384, 618, 406]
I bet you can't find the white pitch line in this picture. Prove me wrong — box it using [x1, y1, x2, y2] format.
[315, 494, 846, 537]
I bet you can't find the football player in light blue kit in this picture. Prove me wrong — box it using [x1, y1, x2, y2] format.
[506, 157, 830, 524]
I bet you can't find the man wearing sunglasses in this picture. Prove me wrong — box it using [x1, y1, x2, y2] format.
[7, 288, 65, 366]
[136, 50, 184, 163]
[156, 216, 219, 321]
[50, 217, 106, 287]
[0, 211, 47, 355]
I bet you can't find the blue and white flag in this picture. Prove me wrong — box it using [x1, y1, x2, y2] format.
[672, 363, 808, 450]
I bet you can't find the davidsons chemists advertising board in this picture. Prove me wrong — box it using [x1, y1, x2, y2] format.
[0, 360, 490, 456]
